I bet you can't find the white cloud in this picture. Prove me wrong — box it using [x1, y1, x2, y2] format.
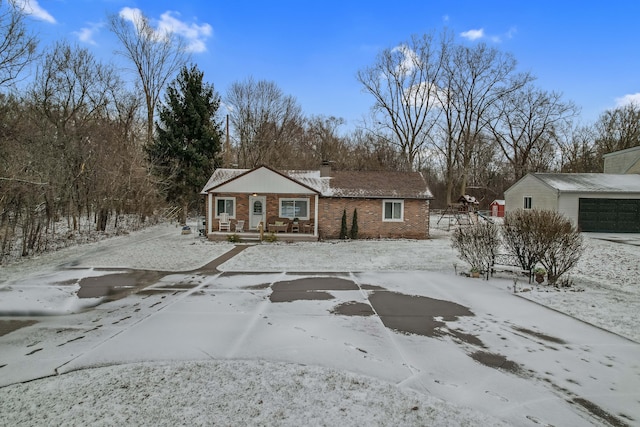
[119, 7, 212, 53]
[460, 28, 484, 41]
[12, 0, 55, 23]
[615, 93, 640, 107]
[73, 22, 103, 46]
[119, 6, 144, 26]
[460, 27, 517, 44]
[391, 44, 420, 75]
[157, 11, 212, 53]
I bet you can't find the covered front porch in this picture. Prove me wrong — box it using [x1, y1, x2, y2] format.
[201, 166, 322, 242]
[206, 230, 318, 242]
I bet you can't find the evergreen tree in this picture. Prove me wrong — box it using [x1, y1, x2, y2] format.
[340, 209, 348, 239]
[350, 208, 358, 239]
[147, 64, 223, 222]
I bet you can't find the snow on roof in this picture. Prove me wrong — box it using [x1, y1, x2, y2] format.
[602, 145, 640, 158]
[200, 168, 248, 193]
[326, 170, 433, 199]
[490, 199, 505, 205]
[283, 170, 329, 194]
[534, 173, 640, 193]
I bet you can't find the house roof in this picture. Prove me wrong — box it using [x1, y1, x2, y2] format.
[458, 194, 479, 205]
[201, 167, 433, 199]
[326, 170, 432, 199]
[490, 199, 505, 205]
[602, 145, 640, 158]
[531, 173, 640, 193]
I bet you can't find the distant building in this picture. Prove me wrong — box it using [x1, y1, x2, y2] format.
[489, 199, 505, 217]
[504, 173, 640, 232]
[603, 146, 640, 174]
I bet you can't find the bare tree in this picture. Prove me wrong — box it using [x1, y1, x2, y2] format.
[593, 102, 640, 162]
[28, 42, 129, 230]
[299, 115, 346, 167]
[225, 77, 304, 168]
[558, 124, 600, 172]
[357, 33, 444, 171]
[440, 42, 532, 201]
[108, 9, 188, 145]
[488, 84, 578, 180]
[489, 84, 577, 180]
[0, 0, 38, 88]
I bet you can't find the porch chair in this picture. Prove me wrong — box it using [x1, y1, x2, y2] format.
[235, 220, 245, 233]
[303, 219, 314, 234]
[218, 212, 231, 232]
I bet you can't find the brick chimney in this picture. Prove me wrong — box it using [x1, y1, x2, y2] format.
[320, 160, 332, 177]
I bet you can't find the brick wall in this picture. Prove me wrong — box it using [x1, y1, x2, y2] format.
[204, 192, 430, 239]
[318, 198, 430, 239]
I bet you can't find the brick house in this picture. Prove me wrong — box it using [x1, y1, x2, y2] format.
[200, 165, 433, 240]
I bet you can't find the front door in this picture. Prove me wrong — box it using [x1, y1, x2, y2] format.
[249, 196, 266, 230]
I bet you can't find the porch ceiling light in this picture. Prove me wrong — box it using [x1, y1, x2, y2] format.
[252, 192, 258, 197]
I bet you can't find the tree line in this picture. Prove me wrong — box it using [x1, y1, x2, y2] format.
[1, 3, 639, 261]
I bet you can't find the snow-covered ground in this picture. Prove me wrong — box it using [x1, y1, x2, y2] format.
[0, 220, 639, 426]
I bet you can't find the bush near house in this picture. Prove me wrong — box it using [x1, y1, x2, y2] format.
[350, 209, 359, 240]
[452, 209, 583, 285]
[501, 209, 583, 285]
[340, 209, 348, 240]
[451, 222, 500, 275]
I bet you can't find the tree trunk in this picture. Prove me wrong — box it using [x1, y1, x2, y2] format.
[97, 208, 109, 232]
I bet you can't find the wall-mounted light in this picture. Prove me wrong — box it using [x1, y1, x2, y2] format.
[252, 193, 258, 197]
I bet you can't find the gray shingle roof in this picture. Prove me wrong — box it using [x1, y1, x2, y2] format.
[325, 170, 432, 199]
[533, 173, 640, 192]
[201, 167, 433, 199]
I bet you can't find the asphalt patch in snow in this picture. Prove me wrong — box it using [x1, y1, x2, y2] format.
[331, 302, 375, 316]
[77, 270, 166, 300]
[511, 326, 567, 345]
[269, 277, 357, 303]
[571, 397, 630, 427]
[0, 320, 38, 337]
[368, 291, 475, 338]
[469, 351, 523, 376]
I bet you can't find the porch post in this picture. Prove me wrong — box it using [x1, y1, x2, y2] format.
[207, 193, 213, 234]
[314, 194, 319, 237]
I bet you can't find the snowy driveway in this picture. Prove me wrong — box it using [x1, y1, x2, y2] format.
[1, 265, 639, 426]
[1, 223, 640, 426]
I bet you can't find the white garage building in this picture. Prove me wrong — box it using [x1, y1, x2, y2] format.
[504, 173, 640, 232]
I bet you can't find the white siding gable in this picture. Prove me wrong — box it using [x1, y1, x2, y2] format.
[213, 167, 316, 194]
[504, 174, 559, 213]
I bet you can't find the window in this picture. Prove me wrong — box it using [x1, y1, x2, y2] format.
[383, 200, 404, 221]
[523, 196, 532, 210]
[279, 198, 309, 219]
[215, 197, 235, 218]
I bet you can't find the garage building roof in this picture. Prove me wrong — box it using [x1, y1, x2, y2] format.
[533, 173, 640, 193]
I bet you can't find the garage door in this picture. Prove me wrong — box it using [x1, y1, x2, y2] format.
[579, 198, 640, 232]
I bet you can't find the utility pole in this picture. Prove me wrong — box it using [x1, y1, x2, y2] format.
[224, 114, 231, 167]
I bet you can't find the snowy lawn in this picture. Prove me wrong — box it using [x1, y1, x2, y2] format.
[0, 219, 639, 426]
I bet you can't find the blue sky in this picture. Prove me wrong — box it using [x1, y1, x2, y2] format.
[15, 0, 640, 131]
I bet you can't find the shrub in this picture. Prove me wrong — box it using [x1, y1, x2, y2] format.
[503, 209, 583, 285]
[262, 233, 278, 243]
[227, 233, 241, 243]
[502, 209, 546, 272]
[451, 222, 500, 276]
[536, 213, 583, 285]
[340, 209, 348, 239]
[350, 209, 358, 240]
